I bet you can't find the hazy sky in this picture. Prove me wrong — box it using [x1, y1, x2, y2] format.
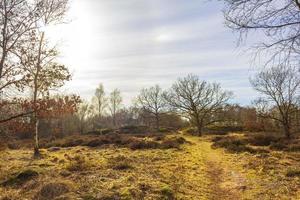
[48, 0, 258, 105]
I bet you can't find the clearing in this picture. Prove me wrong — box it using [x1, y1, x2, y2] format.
[0, 134, 299, 199]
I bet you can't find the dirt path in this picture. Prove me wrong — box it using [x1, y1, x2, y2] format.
[181, 136, 247, 200]
[178, 135, 300, 200]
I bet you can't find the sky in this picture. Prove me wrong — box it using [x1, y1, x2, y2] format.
[47, 0, 259, 106]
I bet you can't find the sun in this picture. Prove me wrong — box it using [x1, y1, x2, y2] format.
[42, 0, 99, 68]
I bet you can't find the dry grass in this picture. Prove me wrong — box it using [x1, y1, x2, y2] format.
[0, 133, 299, 199]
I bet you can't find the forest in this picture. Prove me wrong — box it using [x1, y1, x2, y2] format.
[1, 0, 300, 199]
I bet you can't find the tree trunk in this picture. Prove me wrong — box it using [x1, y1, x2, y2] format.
[33, 118, 40, 158]
[113, 114, 116, 128]
[155, 114, 160, 131]
[32, 32, 44, 158]
[196, 121, 202, 136]
[194, 113, 203, 136]
[283, 123, 291, 139]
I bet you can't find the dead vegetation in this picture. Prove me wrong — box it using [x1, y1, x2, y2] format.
[0, 133, 300, 199]
[211, 132, 300, 154]
[35, 182, 71, 200]
[1, 169, 39, 187]
[40, 134, 187, 151]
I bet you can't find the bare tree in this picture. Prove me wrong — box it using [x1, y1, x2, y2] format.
[93, 83, 107, 118]
[0, 0, 39, 93]
[251, 65, 300, 138]
[76, 102, 92, 134]
[109, 89, 122, 127]
[223, 0, 300, 65]
[18, 0, 69, 157]
[164, 74, 232, 136]
[136, 85, 167, 130]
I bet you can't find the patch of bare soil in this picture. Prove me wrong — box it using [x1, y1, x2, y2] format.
[206, 159, 245, 200]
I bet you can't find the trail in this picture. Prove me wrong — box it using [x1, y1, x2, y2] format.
[178, 136, 247, 200]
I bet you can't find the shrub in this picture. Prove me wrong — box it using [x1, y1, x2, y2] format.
[85, 139, 107, 147]
[288, 144, 300, 152]
[270, 142, 287, 150]
[1, 169, 39, 187]
[119, 125, 150, 134]
[247, 133, 280, 146]
[85, 130, 101, 135]
[129, 140, 159, 150]
[161, 137, 186, 149]
[286, 168, 300, 177]
[205, 125, 243, 135]
[158, 127, 171, 133]
[61, 139, 84, 147]
[212, 136, 257, 153]
[212, 136, 223, 143]
[35, 182, 70, 200]
[7, 142, 21, 150]
[101, 128, 114, 135]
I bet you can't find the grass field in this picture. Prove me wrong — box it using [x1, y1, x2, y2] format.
[0, 134, 300, 200]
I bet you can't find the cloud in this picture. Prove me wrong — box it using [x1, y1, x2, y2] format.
[55, 0, 257, 105]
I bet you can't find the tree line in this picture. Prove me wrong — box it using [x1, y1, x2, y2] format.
[73, 66, 300, 140]
[1, 0, 300, 157]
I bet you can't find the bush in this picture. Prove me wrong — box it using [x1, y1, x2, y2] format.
[62, 139, 84, 147]
[288, 144, 300, 152]
[247, 133, 280, 146]
[85, 139, 109, 147]
[85, 130, 101, 135]
[212, 136, 257, 153]
[7, 142, 21, 150]
[210, 125, 244, 131]
[129, 140, 159, 150]
[100, 128, 114, 135]
[286, 168, 300, 177]
[270, 142, 287, 151]
[1, 169, 39, 187]
[119, 125, 150, 134]
[205, 125, 244, 135]
[158, 127, 171, 133]
[161, 137, 186, 149]
[212, 136, 223, 143]
[35, 182, 70, 200]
